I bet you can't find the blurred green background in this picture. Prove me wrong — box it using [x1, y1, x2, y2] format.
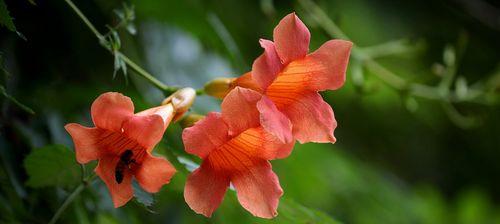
[1, 0, 500, 223]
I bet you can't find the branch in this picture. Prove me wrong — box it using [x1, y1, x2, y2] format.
[62, 0, 178, 95]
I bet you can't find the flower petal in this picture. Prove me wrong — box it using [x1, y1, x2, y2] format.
[252, 39, 283, 90]
[266, 39, 352, 96]
[95, 156, 134, 208]
[232, 72, 262, 93]
[221, 87, 262, 136]
[279, 92, 337, 143]
[135, 154, 176, 193]
[122, 114, 165, 151]
[64, 123, 104, 164]
[256, 96, 292, 144]
[135, 103, 175, 128]
[231, 160, 283, 218]
[273, 12, 310, 64]
[91, 92, 134, 132]
[305, 39, 352, 90]
[182, 112, 230, 159]
[223, 127, 294, 162]
[184, 162, 230, 217]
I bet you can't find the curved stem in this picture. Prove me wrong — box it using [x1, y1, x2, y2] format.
[63, 0, 102, 39]
[117, 52, 178, 93]
[48, 184, 85, 224]
[48, 175, 96, 224]
[298, 0, 494, 106]
[62, 0, 180, 95]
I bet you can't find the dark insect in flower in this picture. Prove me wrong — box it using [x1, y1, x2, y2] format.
[115, 149, 136, 184]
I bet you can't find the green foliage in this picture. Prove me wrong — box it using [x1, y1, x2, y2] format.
[0, 0, 15, 32]
[132, 181, 154, 208]
[2, 0, 500, 223]
[24, 145, 81, 188]
[275, 199, 342, 224]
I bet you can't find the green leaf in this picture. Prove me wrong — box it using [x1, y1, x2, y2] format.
[24, 144, 81, 188]
[276, 199, 342, 224]
[132, 181, 155, 209]
[0, 0, 15, 32]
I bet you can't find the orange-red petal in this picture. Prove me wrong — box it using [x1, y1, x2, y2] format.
[266, 39, 352, 97]
[256, 96, 292, 144]
[219, 127, 294, 162]
[232, 72, 262, 93]
[135, 153, 176, 193]
[231, 160, 283, 218]
[273, 12, 310, 64]
[91, 92, 134, 132]
[182, 112, 230, 159]
[252, 39, 283, 90]
[280, 92, 337, 143]
[64, 123, 104, 164]
[305, 39, 352, 91]
[221, 87, 262, 136]
[95, 155, 134, 208]
[184, 162, 230, 217]
[122, 114, 165, 151]
[135, 103, 175, 128]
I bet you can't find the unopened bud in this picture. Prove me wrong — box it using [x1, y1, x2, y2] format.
[162, 87, 196, 121]
[179, 114, 205, 128]
[203, 77, 236, 99]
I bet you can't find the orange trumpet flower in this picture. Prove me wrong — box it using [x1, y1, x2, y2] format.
[65, 90, 194, 207]
[230, 12, 352, 144]
[182, 87, 294, 218]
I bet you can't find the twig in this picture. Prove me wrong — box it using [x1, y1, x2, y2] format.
[0, 85, 35, 115]
[298, 0, 493, 105]
[62, 0, 179, 95]
[48, 175, 96, 224]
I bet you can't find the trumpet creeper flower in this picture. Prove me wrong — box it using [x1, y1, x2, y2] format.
[65, 92, 177, 207]
[232, 12, 352, 144]
[182, 87, 294, 218]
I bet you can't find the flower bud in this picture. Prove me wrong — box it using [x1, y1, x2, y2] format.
[162, 87, 196, 121]
[179, 114, 205, 128]
[203, 77, 236, 99]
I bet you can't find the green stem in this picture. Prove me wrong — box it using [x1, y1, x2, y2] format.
[298, 0, 408, 90]
[48, 185, 84, 224]
[117, 52, 178, 93]
[62, 0, 179, 95]
[63, 0, 103, 40]
[48, 175, 96, 224]
[298, 0, 494, 105]
[0, 85, 35, 115]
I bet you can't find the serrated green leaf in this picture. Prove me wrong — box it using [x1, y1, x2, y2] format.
[0, 0, 15, 32]
[24, 144, 81, 188]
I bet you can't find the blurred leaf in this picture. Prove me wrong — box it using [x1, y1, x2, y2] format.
[443, 45, 456, 68]
[132, 181, 154, 208]
[0, 0, 15, 32]
[350, 59, 364, 89]
[276, 199, 342, 224]
[455, 76, 468, 100]
[456, 189, 492, 224]
[405, 96, 418, 112]
[126, 23, 137, 35]
[24, 144, 81, 188]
